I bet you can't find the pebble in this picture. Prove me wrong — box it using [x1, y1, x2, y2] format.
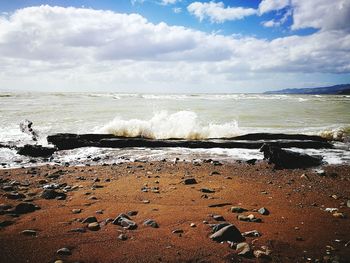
[213, 215, 225, 221]
[54, 260, 64, 263]
[237, 214, 262, 223]
[347, 200, 350, 208]
[14, 202, 38, 214]
[118, 233, 128, 240]
[142, 200, 150, 204]
[242, 230, 261, 237]
[183, 178, 197, 185]
[210, 224, 244, 243]
[82, 216, 97, 223]
[88, 222, 100, 231]
[113, 214, 137, 230]
[333, 212, 345, 218]
[56, 247, 71, 255]
[200, 188, 215, 193]
[300, 174, 309, 180]
[21, 230, 37, 236]
[210, 171, 220, 176]
[258, 207, 270, 215]
[68, 228, 86, 233]
[172, 229, 184, 234]
[143, 219, 159, 228]
[230, 206, 248, 213]
[236, 242, 252, 257]
[190, 223, 196, 227]
[127, 210, 138, 216]
[72, 209, 81, 214]
[95, 210, 103, 214]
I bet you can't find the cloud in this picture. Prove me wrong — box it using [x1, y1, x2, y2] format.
[291, 0, 350, 31]
[0, 5, 349, 92]
[161, 0, 180, 5]
[187, 1, 256, 23]
[173, 7, 182, 14]
[259, 0, 290, 15]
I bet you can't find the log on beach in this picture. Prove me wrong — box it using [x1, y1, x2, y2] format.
[47, 133, 333, 150]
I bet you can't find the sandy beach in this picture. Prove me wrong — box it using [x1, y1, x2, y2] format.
[1, 161, 349, 263]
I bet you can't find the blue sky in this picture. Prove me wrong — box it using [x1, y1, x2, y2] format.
[0, 0, 349, 92]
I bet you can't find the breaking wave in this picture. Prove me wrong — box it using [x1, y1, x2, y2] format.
[99, 111, 241, 140]
[319, 126, 350, 141]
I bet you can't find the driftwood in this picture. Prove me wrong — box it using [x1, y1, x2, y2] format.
[47, 133, 333, 151]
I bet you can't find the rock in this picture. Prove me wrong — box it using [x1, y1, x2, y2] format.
[208, 203, 232, 208]
[0, 220, 14, 227]
[57, 247, 71, 256]
[172, 229, 184, 234]
[6, 192, 25, 200]
[200, 188, 215, 193]
[210, 171, 220, 176]
[17, 144, 56, 158]
[300, 174, 309, 180]
[43, 183, 60, 189]
[331, 194, 338, 200]
[183, 178, 197, 185]
[21, 230, 37, 236]
[143, 219, 159, 228]
[260, 143, 323, 169]
[82, 216, 97, 224]
[54, 260, 64, 263]
[333, 212, 345, 218]
[118, 233, 128, 240]
[213, 215, 225, 221]
[72, 209, 81, 214]
[127, 210, 138, 216]
[88, 222, 100, 231]
[95, 210, 103, 214]
[41, 189, 66, 200]
[190, 223, 196, 227]
[113, 214, 137, 230]
[236, 242, 252, 257]
[347, 200, 350, 208]
[258, 207, 270, 215]
[242, 230, 261, 237]
[211, 222, 230, 233]
[14, 203, 38, 214]
[68, 228, 86, 233]
[230, 206, 248, 213]
[210, 224, 244, 243]
[237, 214, 262, 223]
[254, 249, 271, 259]
[246, 159, 257, 165]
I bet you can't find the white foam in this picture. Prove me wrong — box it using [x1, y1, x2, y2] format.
[99, 111, 241, 139]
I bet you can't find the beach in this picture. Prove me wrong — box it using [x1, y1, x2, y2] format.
[1, 161, 349, 262]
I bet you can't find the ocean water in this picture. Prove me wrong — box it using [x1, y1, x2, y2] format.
[0, 92, 349, 168]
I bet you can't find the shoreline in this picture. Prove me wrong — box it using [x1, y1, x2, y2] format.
[0, 161, 349, 262]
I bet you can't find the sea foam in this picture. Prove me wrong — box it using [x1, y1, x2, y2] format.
[99, 111, 241, 139]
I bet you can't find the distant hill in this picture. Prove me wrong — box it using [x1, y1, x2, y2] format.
[265, 84, 350, 95]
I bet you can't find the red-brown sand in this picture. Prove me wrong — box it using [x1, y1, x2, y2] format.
[0, 161, 349, 263]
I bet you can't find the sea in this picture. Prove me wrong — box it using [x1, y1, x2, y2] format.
[1, 92, 349, 168]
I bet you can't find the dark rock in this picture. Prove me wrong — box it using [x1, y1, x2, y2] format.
[258, 207, 270, 215]
[210, 224, 244, 242]
[68, 228, 86, 233]
[200, 188, 215, 193]
[113, 214, 137, 230]
[260, 143, 323, 169]
[143, 219, 159, 228]
[0, 220, 14, 227]
[6, 192, 25, 200]
[211, 222, 230, 233]
[2, 185, 15, 191]
[21, 230, 37, 236]
[246, 159, 257, 165]
[208, 203, 232, 208]
[41, 189, 66, 200]
[172, 229, 184, 234]
[14, 203, 38, 214]
[118, 233, 128, 240]
[210, 171, 220, 176]
[231, 206, 248, 213]
[57, 247, 71, 255]
[183, 178, 197, 185]
[17, 144, 56, 158]
[127, 210, 138, 216]
[82, 216, 97, 224]
[213, 215, 225, 221]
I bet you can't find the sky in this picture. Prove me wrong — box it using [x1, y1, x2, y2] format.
[0, 0, 349, 93]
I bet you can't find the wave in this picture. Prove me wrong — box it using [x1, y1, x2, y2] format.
[319, 126, 350, 141]
[99, 111, 241, 140]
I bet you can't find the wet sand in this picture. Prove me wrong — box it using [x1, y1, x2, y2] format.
[0, 161, 349, 262]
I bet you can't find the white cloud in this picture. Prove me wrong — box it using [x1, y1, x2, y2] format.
[173, 7, 182, 13]
[187, 1, 256, 23]
[0, 5, 349, 92]
[259, 0, 290, 15]
[291, 0, 350, 31]
[161, 0, 180, 5]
